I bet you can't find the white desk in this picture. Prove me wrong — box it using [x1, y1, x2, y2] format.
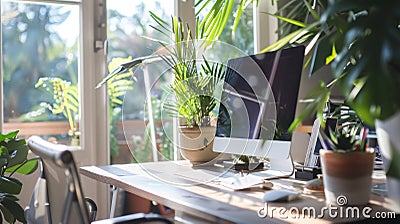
[80, 161, 395, 223]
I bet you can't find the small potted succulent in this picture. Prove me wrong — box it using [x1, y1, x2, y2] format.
[319, 105, 375, 206]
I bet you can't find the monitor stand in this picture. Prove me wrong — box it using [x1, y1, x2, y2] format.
[245, 155, 294, 180]
[213, 137, 295, 179]
[222, 160, 265, 171]
[219, 156, 294, 179]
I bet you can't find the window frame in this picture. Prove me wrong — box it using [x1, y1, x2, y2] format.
[0, 0, 110, 218]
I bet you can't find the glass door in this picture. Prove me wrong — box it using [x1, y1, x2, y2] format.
[1, 0, 110, 217]
[1, 0, 81, 146]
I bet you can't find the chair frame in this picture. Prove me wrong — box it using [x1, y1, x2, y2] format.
[28, 136, 92, 224]
[27, 136, 173, 224]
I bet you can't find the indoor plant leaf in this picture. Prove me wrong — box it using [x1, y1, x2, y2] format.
[309, 33, 335, 77]
[0, 176, 22, 194]
[288, 81, 330, 131]
[0, 203, 15, 224]
[3, 139, 28, 168]
[0, 146, 9, 168]
[0, 131, 18, 143]
[0, 195, 26, 223]
[6, 159, 39, 175]
[266, 13, 307, 28]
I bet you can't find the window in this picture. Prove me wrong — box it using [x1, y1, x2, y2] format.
[2, 0, 81, 145]
[1, 0, 110, 217]
[1, 0, 109, 162]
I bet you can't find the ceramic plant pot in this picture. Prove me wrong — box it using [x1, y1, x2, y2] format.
[178, 126, 220, 165]
[375, 111, 400, 212]
[320, 149, 375, 206]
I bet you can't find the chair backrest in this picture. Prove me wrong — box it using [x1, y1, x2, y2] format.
[26, 136, 90, 224]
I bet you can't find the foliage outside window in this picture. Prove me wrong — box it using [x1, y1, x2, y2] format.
[2, 2, 80, 144]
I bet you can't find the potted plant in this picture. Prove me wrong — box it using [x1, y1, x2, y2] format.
[0, 130, 38, 223]
[263, 0, 400, 211]
[150, 15, 227, 165]
[320, 1, 400, 211]
[319, 105, 374, 205]
[98, 15, 228, 165]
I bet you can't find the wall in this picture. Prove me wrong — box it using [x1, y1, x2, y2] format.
[291, 61, 342, 164]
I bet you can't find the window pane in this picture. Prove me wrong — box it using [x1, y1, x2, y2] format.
[107, 0, 174, 164]
[2, 1, 80, 146]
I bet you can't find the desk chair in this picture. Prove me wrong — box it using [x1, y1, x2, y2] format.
[25, 136, 172, 224]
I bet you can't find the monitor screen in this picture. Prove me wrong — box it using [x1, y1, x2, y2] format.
[213, 45, 305, 158]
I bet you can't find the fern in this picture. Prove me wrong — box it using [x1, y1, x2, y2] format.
[35, 77, 79, 133]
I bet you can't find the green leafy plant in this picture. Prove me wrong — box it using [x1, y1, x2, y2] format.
[0, 130, 38, 224]
[263, 0, 400, 181]
[163, 59, 226, 127]
[321, 105, 366, 153]
[320, 1, 400, 125]
[35, 77, 79, 135]
[195, 0, 256, 41]
[150, 14, 226, 127]
[263, 0, 400, 130]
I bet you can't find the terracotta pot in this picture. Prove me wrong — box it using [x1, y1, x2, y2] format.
[320, 149, 375, 206]
[178, 126, 220, 165]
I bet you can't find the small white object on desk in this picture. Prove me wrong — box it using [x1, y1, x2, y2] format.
[220, 173, 273, 190]
[262, 189, 299, 202]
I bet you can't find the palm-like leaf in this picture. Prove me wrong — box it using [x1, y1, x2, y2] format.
[107, 57, 135, 107]
[196, 0, 256, 41]
[35, 77, 79, 132]
[266, 0, 400, 129]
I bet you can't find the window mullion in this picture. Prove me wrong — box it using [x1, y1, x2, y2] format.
[253, 0, 278, 53]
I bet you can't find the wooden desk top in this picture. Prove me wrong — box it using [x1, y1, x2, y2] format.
[80, 161, 395, 223]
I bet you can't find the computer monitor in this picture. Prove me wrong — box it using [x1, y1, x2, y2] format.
[213, 45, 305, 174]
